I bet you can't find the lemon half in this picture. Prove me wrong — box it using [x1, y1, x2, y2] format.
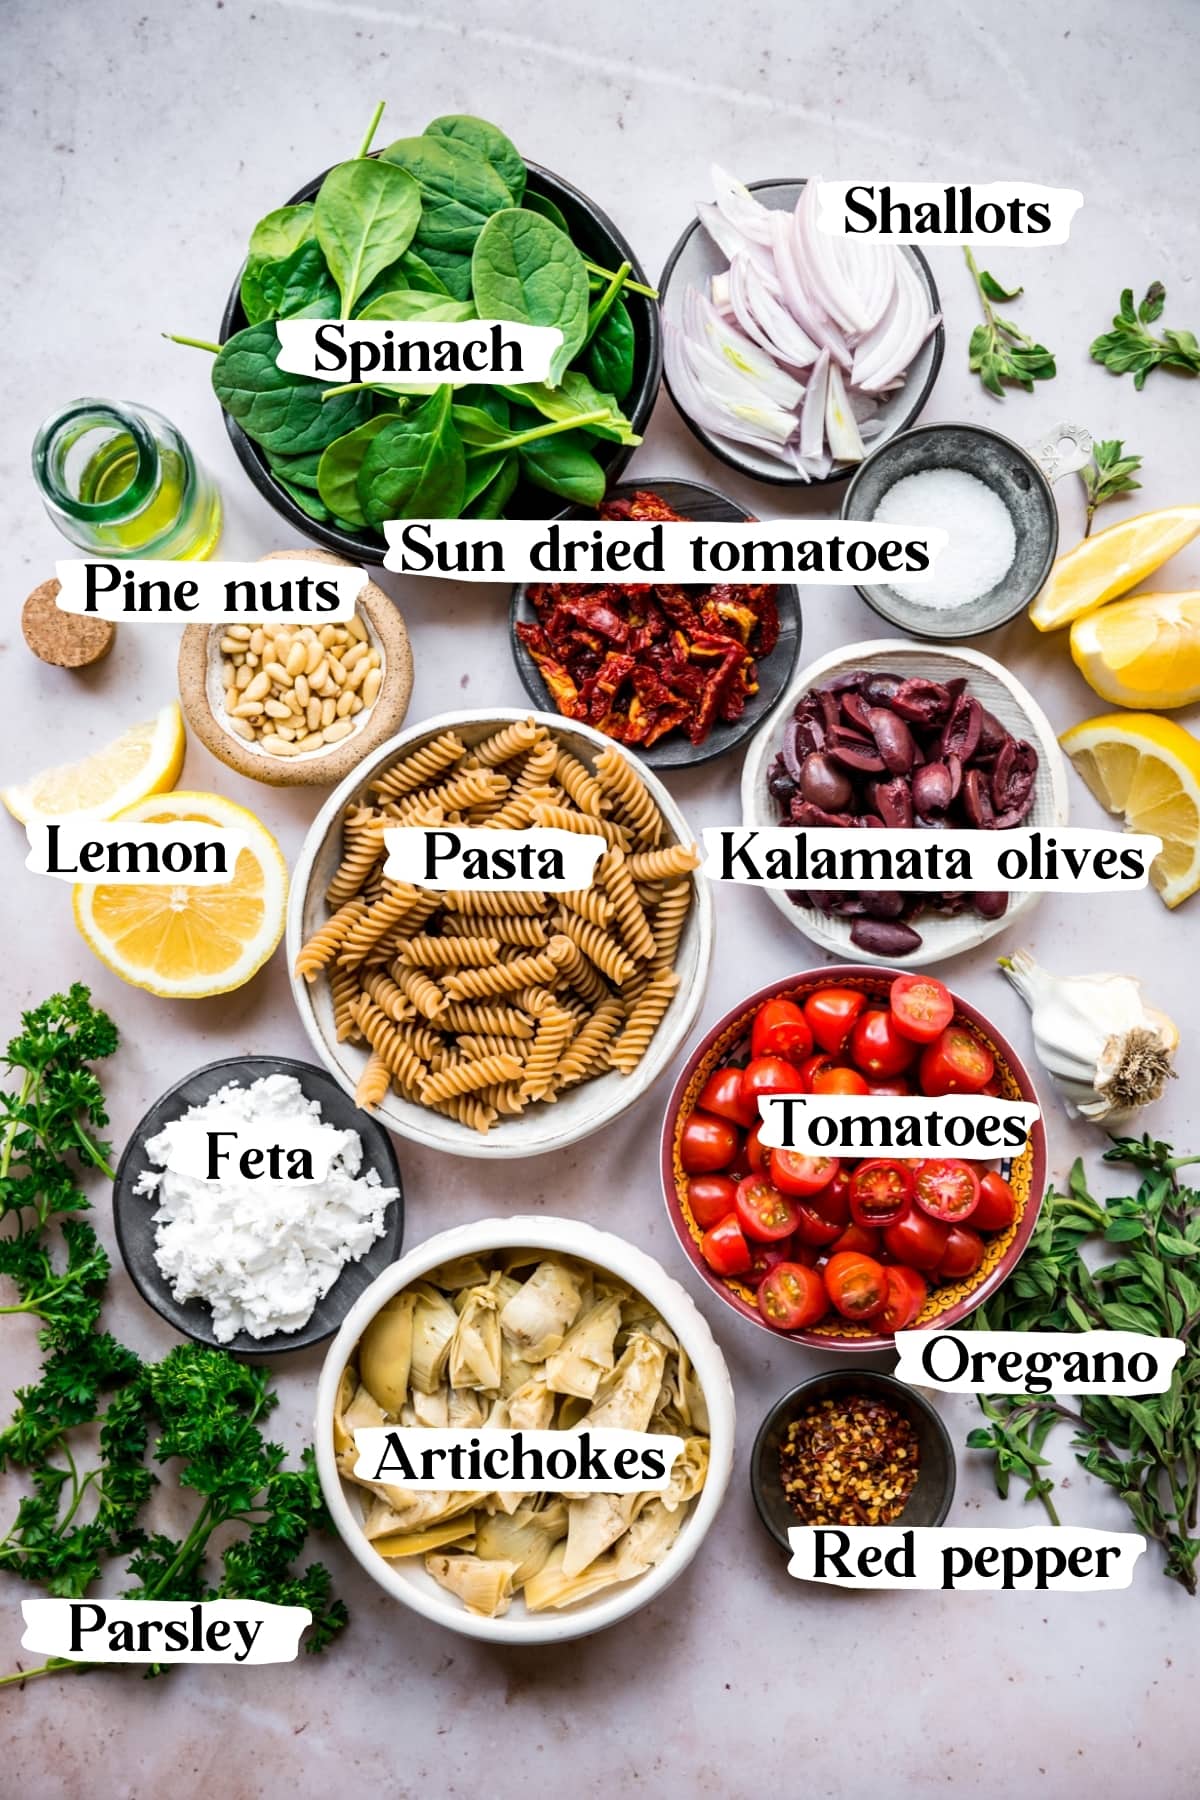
[1060, 713, 1200, 908]
[73, 790, 288, 997]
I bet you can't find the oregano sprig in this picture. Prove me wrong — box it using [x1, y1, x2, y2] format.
[964, 249, 1057, 396]
[1090, 282, 1200, 388]
[1079, 437, 1143, 536]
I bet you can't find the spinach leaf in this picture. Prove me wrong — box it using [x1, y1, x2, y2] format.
[357, 388, 466, 523]
[314, 159, 422, 316]
[357, 289, 476, 323]
[263, 447, 325, 491]
[317, 415, 399, 525]
[517, 433, 605, 504]
[522, 190, 571, 235]
[258, 241, 340, 320]
[212, 322, 372, 453]
[410, 241, 473, 300]
[425, 115, 526, 203]
[586, 297, 636, 401]
[466, 452, 519, 518]
[499, 370, 639, 443]
[462, 450, 510, 507]
[240, 204, 318, 323]
[275, 475, 334, 524]
[457, 386, 510, 428]
[381, 135, 511, 252]
[471, 209, 589, 385]
[355, 248, 452, 310]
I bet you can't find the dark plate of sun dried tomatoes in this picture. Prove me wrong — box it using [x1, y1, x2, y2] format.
[509, 479, 801, 768]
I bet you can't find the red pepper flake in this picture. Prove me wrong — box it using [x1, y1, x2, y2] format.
[779, 1393, 920, 1526]
[516, 490, 776, 748]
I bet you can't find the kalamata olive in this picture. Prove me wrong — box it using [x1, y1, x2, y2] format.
[940, 694, 983, 763]
[977, 708, 1008, 756]
[800, 753, 854, 811]
[875, 778, 914, 829]
[768, 768, 797, 805]
[850, 919, 924, 956]
[781, 719, 806, 783]
[842, 691, 875, 734]
[826, 742, 886, 775]
[868, 707, 916, 775]
[862, 674, 902, 707]
[973, 891, 1010, 919]
[945, 753, 963, 802]
[890, 677, 951, 725]
[860, 891, 907, 919]
[963, 767, 996, 828]
[792, 801, 857, 828]
[912, 760, 953, 815]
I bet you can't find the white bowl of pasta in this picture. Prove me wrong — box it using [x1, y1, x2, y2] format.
[314, 1214, 735, 1643]
[287, 708, 714, 1157]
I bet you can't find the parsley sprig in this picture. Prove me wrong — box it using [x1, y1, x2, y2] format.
[0, 985, 348, 1685]
[964, 249, 1057, 396]
[967, 1136, 1200, 1594]
[1091, 282, 1200, 388]
[1079, 437, 1143, 537]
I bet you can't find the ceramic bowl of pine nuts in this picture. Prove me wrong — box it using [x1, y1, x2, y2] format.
[177, 549, 413, 786]
[287, 708, 715, 1159]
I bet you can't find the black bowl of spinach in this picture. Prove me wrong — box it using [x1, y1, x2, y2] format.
[214, 112, 662, 564]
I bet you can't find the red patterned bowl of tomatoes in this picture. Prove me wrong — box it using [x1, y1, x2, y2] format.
[660, 966, 1046, 1350]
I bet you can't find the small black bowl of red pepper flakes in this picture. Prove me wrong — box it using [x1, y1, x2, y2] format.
[751, 1369, 955, 1555]
[509, 479, 802, 768]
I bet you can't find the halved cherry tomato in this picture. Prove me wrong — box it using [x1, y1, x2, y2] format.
[812, 1166, 851, 1221]
[829, 1222, 881, 1257]
[758, 1261, 829, 1330]
[850, 1009, 918, 1079]
[823, 1251, 888, 1321]
[866, 1078, 912, 1097]
[938, 1224, 985, 1278]
[889, 973, 955, 1045]
[913, 1158, 980, 1223]
[974, 1170, 1017, 1232]
[746, 1121, 770, 1175]
[751, 998, 813, 1064]
[792, 1201, 846, 1247]
[879, 1264, 928, 1332]
[740, 1055, 806, 1115]
[883, 1209, 949, 1271]
[748, 1238, 794, 1284]
[699, 1213, 752, 1275]
[811, 1064, 870, 1096]
[849, 1158, 914, 1227]
[697, 1065, 757, 1129]
[687, 1175, 739, 1230]
[797, 1053, 830, 1090]
[804, 986, 867, 1055]
[919, 1025, 995, 1095]
[734, 1175, 799, 1243]
[769, 1150, 840, 1199]
[680, 1110, 739, 1173]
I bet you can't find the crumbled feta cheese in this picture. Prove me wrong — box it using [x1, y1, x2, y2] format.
[134, 1073, 397, 1342]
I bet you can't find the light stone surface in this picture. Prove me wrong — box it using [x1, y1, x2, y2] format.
[3, 2, 1200, 1795]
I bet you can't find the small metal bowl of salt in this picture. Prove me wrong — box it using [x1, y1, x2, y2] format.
[841, 420, 1092, 640]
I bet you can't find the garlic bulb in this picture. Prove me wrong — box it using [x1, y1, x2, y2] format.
[999, 949, 1178, 1124]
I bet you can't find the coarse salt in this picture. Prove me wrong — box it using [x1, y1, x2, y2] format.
[872, 467, 1016, 608]
[133, 1073, 397, 1342]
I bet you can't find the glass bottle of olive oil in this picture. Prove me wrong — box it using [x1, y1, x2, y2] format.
[33, 399, 222, 558]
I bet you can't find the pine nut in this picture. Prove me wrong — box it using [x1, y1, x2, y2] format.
[321, 696, 337, 728]
[322, 718, 353, 743]
[234, 664, 253, 691]
[226, 716, 254, 740]
[294, 674, 310, 707]
[264, 698, 292, 719]
[296, 730, 326, 750]
[307, 698, 322, 731]
[362, 667, 382, 707]
[243, 670, 271, 702]
[336, 690, 356, 717]
[214, 605, 381, 752]
[260, 734, 300, 756]
[304, 639, 323, 674]
[264, 660, 290, 685]
[220, 636, 242, 654]
[286, 641, 306, 677]
[250, 627, 265, 654]
[233, 699, 265, 718]
[319, 624, 337, 647]
[227, 624, 253, 641]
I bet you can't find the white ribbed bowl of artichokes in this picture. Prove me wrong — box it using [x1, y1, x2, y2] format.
[315, 1215, 735, 1643]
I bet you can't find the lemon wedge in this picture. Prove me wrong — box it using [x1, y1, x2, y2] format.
[1030, 506, 1200, 632]
[1070, 591, 1200, 708]
[1060, 713, 1200, 907]
[2, 703, 186, 825]
[73, 791, 288, 997]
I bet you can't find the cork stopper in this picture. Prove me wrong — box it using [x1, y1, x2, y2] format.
[22, 579, 116, 668]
